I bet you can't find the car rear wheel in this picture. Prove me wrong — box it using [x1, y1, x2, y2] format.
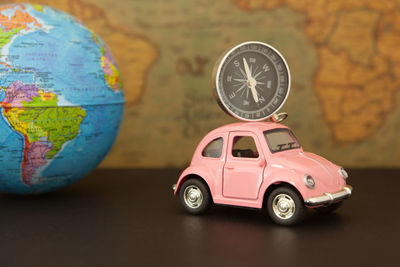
[179, 179, 211, 215]
[267, 186, 305, 226]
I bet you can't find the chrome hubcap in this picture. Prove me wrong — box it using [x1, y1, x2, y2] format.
[183, 185, 203, 208]
[272, 194, 295, 219]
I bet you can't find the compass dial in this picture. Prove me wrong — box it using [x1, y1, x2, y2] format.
[213, 41, 291, 121]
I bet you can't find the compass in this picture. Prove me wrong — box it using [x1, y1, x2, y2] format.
[213, 41, 291, 121]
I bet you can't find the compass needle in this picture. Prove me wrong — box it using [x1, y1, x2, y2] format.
[243, 57, 252, 80]
[250, 84, 259, 103]
[243, 57, 259, 103]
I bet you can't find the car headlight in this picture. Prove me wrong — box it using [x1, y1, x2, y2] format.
[304, 174, 315, 189]
[339, 167, 348, 180]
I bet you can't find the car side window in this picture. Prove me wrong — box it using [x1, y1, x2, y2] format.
[202, 137, 223, 158]
[232, 136, 259, 158]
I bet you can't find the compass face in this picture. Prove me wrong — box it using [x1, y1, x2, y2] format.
[214, 41, 291, 121]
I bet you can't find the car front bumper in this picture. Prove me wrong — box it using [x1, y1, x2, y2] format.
[304, 185, 353, 206]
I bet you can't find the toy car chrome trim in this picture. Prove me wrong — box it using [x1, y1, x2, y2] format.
[304, 185, 353, 206]
[272, 193, 296, 219]
[339, 167, 348, 179]
[183, 185, 203, 208]
[303, 174, 315, 189]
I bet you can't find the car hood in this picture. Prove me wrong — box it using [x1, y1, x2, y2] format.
[271, 150, 341, 187]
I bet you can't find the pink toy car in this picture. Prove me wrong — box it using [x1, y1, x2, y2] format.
[173, 121, 353, 226]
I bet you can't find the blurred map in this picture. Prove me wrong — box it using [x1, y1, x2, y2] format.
[3, 0, 400, 167]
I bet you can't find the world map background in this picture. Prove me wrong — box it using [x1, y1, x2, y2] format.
[3, 0, 400, 168]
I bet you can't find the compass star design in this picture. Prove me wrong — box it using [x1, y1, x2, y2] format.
[232, 57, 269, 105]
[214, 41, 291, 121]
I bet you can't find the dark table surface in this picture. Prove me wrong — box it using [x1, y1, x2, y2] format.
[0, 168, 398, 267]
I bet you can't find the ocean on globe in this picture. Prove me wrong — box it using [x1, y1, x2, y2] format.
[0, 3, 125, 194]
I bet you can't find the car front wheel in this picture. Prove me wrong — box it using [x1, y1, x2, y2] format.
[267, 186, 305, 226]
[179, 179, 211, 215]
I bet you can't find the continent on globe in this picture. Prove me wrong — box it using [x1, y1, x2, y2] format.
[0, 4, 43, 67]
[234, 0, 400, 143]
[10, 0, 158, 105]
[0, 3, 125, 194]
[1, 81, 86, 185]
[92, 33, 122, 92]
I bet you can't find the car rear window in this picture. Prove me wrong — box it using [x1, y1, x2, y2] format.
[202, 137, 223, 158]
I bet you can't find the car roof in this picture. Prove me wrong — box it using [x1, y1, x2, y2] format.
[207, 121, 289, 135]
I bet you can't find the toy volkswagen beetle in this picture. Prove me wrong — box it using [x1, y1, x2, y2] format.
[172, 121, 352, 226]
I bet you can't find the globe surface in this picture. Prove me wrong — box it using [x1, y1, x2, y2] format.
[0, 3, 124, 194]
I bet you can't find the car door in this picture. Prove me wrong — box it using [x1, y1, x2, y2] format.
[223, 131, 266, 200]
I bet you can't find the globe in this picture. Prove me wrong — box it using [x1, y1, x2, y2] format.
[0, 4, 125, 194]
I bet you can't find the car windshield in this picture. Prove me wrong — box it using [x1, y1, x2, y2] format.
[264, 128, 301, 153]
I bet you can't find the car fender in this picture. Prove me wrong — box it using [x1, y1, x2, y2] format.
[174, 166, 215, 196]
[260, 170, 308, 202]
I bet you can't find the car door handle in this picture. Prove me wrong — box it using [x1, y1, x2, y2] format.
[225, 164, 234, 170]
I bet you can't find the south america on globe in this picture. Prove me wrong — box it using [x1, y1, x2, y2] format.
[0, 3, 125, 194]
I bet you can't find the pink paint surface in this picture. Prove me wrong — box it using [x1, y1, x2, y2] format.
[174, 121, 350, 209]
